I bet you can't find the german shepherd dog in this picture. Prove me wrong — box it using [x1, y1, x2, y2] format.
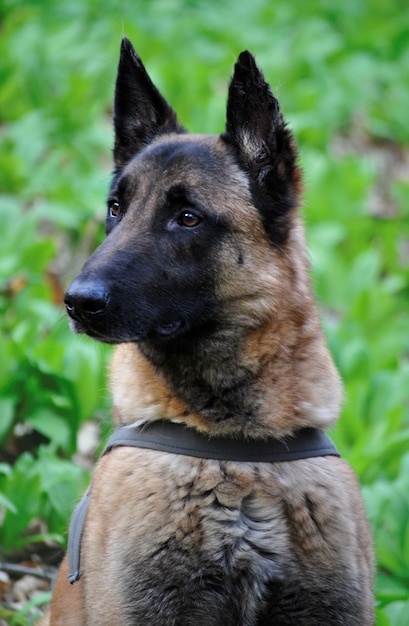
[47, 39, 374, 625]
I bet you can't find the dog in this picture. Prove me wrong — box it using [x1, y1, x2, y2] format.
[46, 38, 374, 625]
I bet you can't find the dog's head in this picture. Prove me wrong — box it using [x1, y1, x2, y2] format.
[64, 39, 304, 346]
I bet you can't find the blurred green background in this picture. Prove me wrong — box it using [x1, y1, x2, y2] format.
[1, 0, 408, 623]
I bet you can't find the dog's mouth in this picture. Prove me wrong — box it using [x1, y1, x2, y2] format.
[67, 309, 187, 344]
[66, 316, 122, 344]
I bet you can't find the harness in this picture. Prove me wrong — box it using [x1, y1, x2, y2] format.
[68, 420, 340, 584]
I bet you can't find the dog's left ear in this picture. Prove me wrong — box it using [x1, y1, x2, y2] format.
[113, 38, 185, 168]
[223, 52, 301, 244]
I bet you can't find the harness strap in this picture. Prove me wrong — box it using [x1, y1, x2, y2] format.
[67, 491, 91, 584]
[68, 420, 340, 583]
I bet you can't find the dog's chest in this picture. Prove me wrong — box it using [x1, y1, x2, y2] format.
[91, 446, 288, 561]
[83, 447, 289, 624]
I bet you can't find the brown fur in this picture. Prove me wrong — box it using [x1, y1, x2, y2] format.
[47, 40, 374, 624]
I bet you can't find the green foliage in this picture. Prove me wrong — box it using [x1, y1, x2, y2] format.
[0, 447, 89, 551]
[363, 454, 409, 622]
[1, 0, 408, 622]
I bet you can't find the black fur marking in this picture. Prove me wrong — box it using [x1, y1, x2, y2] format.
[257, 576, 364, 625]
[113, 38, 186, 169]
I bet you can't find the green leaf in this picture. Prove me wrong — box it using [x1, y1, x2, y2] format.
[375, 606, 392, 626]
[0, 492, 17, 514]
[27, 409, 71, 449]
[376, 573, 409, 603]
[0, 397, 16, 444]
[0, 463, 12, 476]
[383, 600, 409, 626]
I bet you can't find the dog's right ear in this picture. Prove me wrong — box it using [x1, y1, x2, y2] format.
[113, 38, 185, 168]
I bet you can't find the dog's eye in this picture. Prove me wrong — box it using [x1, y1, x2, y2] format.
[107, 199, 120, 218]
[177, 211, 202, 228]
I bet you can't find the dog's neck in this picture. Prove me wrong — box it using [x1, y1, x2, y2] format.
[109, 310, 342, 439]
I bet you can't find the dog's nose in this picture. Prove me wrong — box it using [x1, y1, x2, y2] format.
[64, 279, 109, 321]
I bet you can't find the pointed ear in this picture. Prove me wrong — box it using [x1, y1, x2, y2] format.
[113, 38, 185, 167]
[223, 51, 301, 244]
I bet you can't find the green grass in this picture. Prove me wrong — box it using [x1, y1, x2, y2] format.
[1, 0, 408, 623]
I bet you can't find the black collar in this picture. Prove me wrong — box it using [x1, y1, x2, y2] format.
[103, 420, 340, 462]
[68, 420, 339, 584]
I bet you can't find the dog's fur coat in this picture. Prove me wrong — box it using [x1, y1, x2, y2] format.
[46, 39, 374, 625]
